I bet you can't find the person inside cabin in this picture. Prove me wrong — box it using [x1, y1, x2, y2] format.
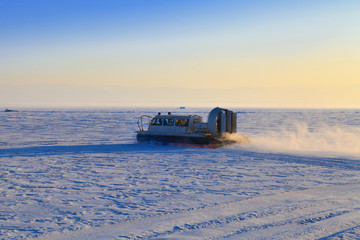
[175, 119, 189, 127]
[164, 118, 173, 126]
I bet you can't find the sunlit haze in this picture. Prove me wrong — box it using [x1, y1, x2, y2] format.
[1, 0, 359, 108]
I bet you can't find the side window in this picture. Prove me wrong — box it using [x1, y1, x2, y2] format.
[183, 119, 189, 126]
[193, 118, 201, 123]
[175, 119, 189, 127]
[163, 118, 174, 126]
[151, 118, 162, 125]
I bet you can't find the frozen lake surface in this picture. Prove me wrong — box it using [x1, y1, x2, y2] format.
[1, 107, 360, 239]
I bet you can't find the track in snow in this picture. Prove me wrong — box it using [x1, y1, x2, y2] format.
[38, 183, 360, 240]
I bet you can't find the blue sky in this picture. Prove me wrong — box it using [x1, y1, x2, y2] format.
[1, 0, 360, 107]
[2, 1, 347, 45]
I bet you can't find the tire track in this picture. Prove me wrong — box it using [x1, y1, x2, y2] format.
[37, 183, 360, 240]
[318, 225, 360, 240]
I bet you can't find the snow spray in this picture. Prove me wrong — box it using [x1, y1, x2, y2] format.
[223, 133, 251, 144]
[230, 122, 360, 158]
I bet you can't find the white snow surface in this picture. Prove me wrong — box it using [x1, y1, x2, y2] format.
[1, 107, 360, 239]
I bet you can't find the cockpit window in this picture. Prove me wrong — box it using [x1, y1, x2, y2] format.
[175, 119, 189, 127]
[163, 118, 174, 126]
[151, 118, 162, 125]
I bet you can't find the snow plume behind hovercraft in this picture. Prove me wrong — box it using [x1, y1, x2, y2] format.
[232, 121, 360, 159]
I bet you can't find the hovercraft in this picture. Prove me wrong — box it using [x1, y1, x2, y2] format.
[136, 107, 237, 147]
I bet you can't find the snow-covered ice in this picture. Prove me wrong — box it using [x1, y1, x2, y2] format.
[1, 107, 360, 239]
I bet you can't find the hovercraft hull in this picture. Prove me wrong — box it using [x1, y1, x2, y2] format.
[137, 133, 222, 146]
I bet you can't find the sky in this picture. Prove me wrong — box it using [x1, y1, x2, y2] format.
[1, 0, 360, 108]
